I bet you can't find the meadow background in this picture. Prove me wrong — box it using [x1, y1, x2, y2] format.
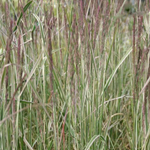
[0, 0, 150, 149]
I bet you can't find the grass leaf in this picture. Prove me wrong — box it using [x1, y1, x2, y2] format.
[13, 1, 33, 32]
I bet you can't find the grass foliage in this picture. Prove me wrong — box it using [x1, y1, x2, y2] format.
[0, 0, 150, 149]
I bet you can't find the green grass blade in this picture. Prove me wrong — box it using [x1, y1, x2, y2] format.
[13, 1, 33, 32]
[84, 135, 104, 150]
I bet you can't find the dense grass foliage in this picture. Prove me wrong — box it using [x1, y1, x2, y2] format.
[0, 0, 150, 149]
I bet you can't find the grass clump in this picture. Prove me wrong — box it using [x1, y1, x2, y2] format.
[0, 0, 150, 149]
